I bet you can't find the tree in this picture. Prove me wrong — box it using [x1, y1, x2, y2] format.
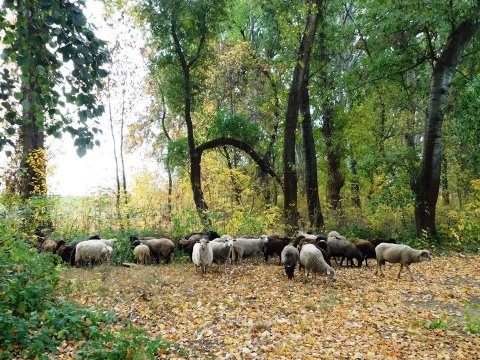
[283, 0, 321, 232]
[138, 0, 281, 226]
[0, 0, 108, 199]
[415, 13, 480, 236]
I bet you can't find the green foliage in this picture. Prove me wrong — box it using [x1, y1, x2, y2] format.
[171, 209, 203, 238]
[0, 241, 107, 358]
[0, 0, 109, 156]
[75, 328, 187, 359]
[423, 317, 449, 330]
[207, 109, 262, 146]
[167, 137, 189, 169]
[463, 303, 480, 334]
[0, 227, 184, 359]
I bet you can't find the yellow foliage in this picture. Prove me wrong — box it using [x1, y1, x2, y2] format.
[25, 148, 47, 195]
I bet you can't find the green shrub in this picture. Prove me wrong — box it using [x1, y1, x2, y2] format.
[0, 239, 184, 359]
[463, 303, 480, 334]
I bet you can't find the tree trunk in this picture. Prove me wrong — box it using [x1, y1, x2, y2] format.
[300, 63, 324, 231]
[349, 157, 361, 208]
[415, 17, 480, 237]
[160, 94, 173, 221]
[107, 77, 122, 217]
[223, 148, 242, 205]
[20, 120, 45, 198]
[317, 0, 344, 211]
[283, 0, 320, 233]
[120, 89, 128, 205]
[441, 154, 450, 205]
[322, 105, 345, 210]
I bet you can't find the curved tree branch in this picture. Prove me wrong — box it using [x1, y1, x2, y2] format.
[195, 137, 283, 189]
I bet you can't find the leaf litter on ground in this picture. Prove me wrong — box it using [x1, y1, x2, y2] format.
[60, 254, 480, 359]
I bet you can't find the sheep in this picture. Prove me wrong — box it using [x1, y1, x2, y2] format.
[292, 231, 327, 248]
[87, 238, 117, 248]
[293, 230, 316, 247]
[299, 244, 336, 282]
[327, 230, 346, 242]
[74, 241, 112, 267]
[327, 238, 365, 267]
[349, 238, 376, 267]
[210, 238, 235, 271]
[264, 235, 290, 264]
[375, 243, 432, 280]
[192, 238, 213, 275]
[369, 237, 397, 247]
[55, 240, 84, 266]
[231, 235, 269, 263]
[297, 238, 331, 266]
[133, 244, 151, 265]
[41, 238, 57, 253]
[132, 238, 175, 264]
[184, 231, 220, 241]
[280, 245, 299, 280]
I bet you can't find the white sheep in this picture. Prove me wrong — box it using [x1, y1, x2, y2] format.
[294, 230, 317, 241]
[133, 244, 151, 265]
[231, 235, 269, 263]
[375, 243, 432, 280]
[75, 241, 112, 267]
[299, 244, 336, 282]
[210, 238, 235, 272]
[87, 238, 117, 248]
[192, 238, 213, 275]
[327, 230, 346, 242]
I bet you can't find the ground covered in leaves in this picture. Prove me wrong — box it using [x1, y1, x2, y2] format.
[60, 254, 480, 359]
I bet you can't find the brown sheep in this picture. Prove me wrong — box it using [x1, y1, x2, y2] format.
[132, 238, 175, 264]
[264, 235, 291, 264]
[369, 237, 396, 247]
[349, 238, 376, 267]
[41, 238, 57, 253]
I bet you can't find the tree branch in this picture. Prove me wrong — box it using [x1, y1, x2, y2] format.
[195, 137, 283, 188]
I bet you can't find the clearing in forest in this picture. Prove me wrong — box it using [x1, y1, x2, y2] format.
[61, 255, 480, 359]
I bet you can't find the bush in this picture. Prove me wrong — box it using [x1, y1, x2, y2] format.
[0, 240, 184, 359]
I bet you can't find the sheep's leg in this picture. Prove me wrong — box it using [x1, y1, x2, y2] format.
[365, 258, 369, 267]
[405, 264, 414, 281]
[376, 261, 385, 277]
[397, 264, 403, 279]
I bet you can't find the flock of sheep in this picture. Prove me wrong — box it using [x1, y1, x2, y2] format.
[39, 229, 432, 281]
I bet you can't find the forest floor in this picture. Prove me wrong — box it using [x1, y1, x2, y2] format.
[59, 254, 480, 359]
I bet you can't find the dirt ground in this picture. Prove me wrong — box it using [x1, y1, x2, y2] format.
[60, 254, 480, 359]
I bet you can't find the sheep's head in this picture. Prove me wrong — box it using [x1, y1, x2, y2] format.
[226, 238, 234, 248]
[129, 235, 139, 243]
[260, 235, 269, 242]
[55, 240, 66, 254]
[199, 238, 209, 250]
[326, 268, 337, 282]
[132, 240, 142, 248]
[418, 250, 432, 262]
